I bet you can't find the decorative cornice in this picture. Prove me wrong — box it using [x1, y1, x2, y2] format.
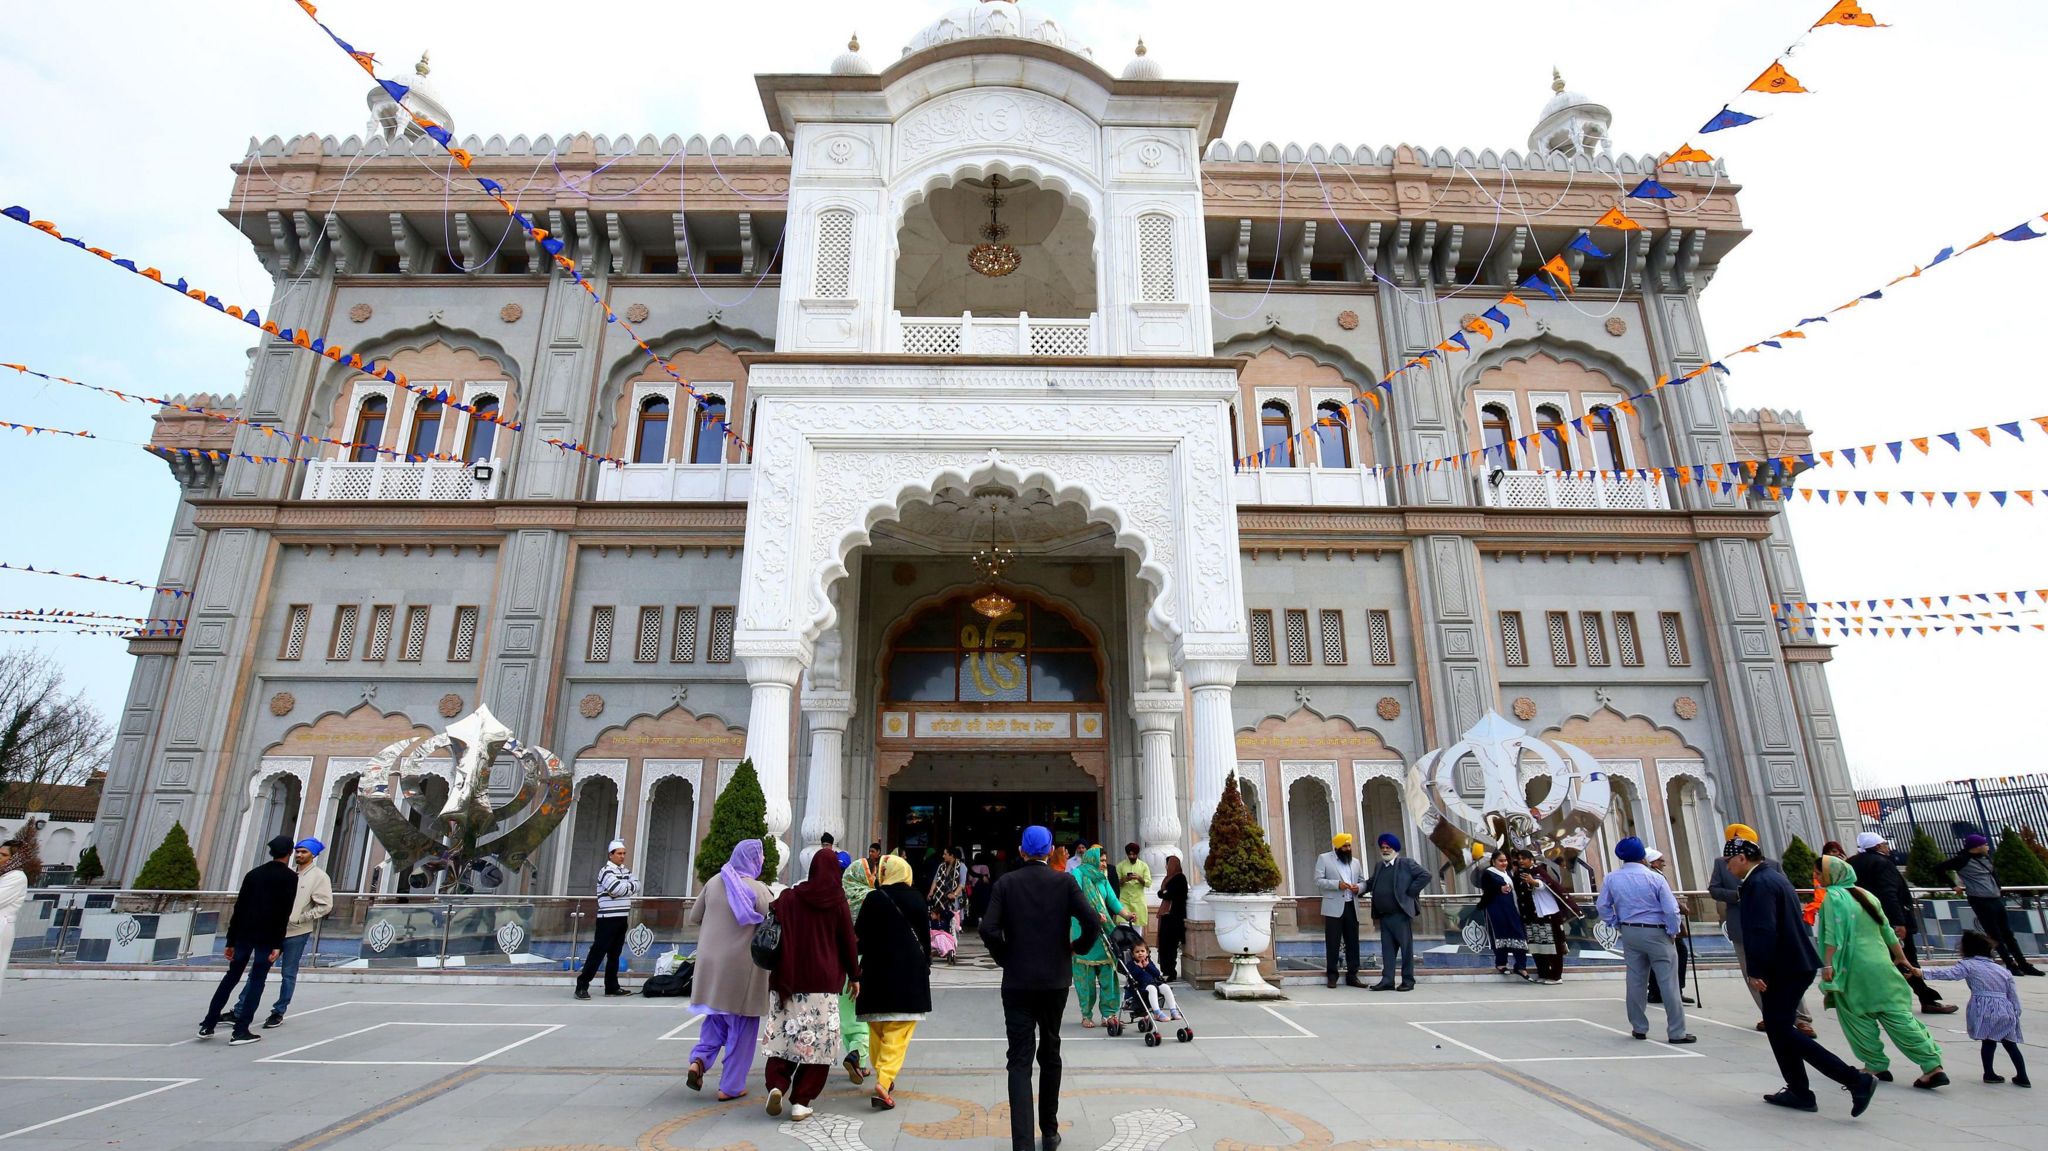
[1780, 644, 1834, 664]
[190, 501, 749, 535]
[1234, 506, 1777, 544]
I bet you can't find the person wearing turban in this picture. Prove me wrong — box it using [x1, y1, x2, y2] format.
[1315, 833, 1368, 988]
[1711, 823, 1818, 1034]
[1366, 833, 1429, 991]
[1595, 837, 1693, 1044]
[1115, 843, 1152, 931]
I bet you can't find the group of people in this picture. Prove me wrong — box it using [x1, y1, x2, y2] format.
[195, 834, 334, 1043]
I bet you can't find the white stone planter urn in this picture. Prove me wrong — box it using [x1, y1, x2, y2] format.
[1208, 892, 1285, 1000]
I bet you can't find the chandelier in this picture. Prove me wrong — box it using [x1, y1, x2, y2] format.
[967, 174, 1022, 278]
[968, 483, 1018, 619]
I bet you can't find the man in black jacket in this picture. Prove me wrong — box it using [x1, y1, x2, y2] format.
[200, 835, 300, 1044]
[980, 824, 1102, 1151]
[1727, 837, 1875, 1117]
[1847, 832, 1955, 1014]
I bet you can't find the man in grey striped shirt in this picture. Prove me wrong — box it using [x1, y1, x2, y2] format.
[576, 838, 640, 999]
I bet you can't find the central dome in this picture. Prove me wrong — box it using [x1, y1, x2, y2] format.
[902, 1, 1093, 63]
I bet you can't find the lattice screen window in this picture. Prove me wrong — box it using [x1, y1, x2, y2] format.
[1137, 213, 1177, 303]
[1367, 610, 1395, 666]
[399, 606, 430, 662]
[898, 322, 963, 355]
[1579, 612, 1609, 667]
[280, 605, 310, 661]
[671, 606, 699, 663]
[328, 605, 359, 661]
[1249, 609, 1276, 665]
[1546, 611, 1574, 666]
[449, 606, 480, 662]
[588, 606, 615, 663]
[1317, 609, 1347, 665]
[1615, 612, 1643, 667]
[812, 209, 854, 298]
[1499, 612, 1527, 667]
[1660, 612, 1690, 666]
[707, 606, 737, 663]
[634, 607, 663, 663]
[1283, 609, 1312, 665]
[363, 605, 396, 661]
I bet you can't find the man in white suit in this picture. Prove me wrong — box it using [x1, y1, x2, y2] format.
[1315, 833, 1367, 988]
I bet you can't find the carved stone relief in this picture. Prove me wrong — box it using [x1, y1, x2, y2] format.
[895, 89, 1099, 175]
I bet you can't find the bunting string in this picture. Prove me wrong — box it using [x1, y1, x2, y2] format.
[1775, 587, 2048, 613]
[1780, 608, 2041, 625]
[0, 562, 187, 598]
[0, 207, 626, 466]
[0, 626, 177, 638]
[0, 417, 94, 439]
[0, 609, 185, 625]
[3, 361, 460, 462]
[1800, 622, 2044, 639]
[292, 1, 753, 461]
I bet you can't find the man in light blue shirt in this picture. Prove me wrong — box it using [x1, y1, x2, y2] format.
[1596, 836, 1694, 1045]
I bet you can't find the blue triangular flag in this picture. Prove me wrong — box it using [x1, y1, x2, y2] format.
[1998, 222, 2043, 242]
[478, 178, 503, 195]
[1569, 234, 1609, 258]
[1521, 274, 1559, 301]
[1994, 491, 2009, 506]
[1627, 178, 1676, 200]
[1699, 106, 1759, 133]
[1761, 339, 1782, 349]
[379, 80, 411, 104]
[1943, 492, 1959, 506]
[424, 125, 453, 146]
[1797, 316, 1828, 326]
[1480, 306, 1511, 329]
[1927, 246, 1955, 268]
[1, 206, 29, 222]
[1938, 432, 1960, 451]
[1861, 290, 1883, 301]
[1998, 421, 2024, 441]
[1886, 442, 1903, 462]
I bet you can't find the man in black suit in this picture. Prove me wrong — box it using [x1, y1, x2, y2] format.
[199, 835, 301, 1045]
[1726, 837, 1876, 1117]
[980, 824, 1102, 1151]
[1847, 831, 1955, 1015]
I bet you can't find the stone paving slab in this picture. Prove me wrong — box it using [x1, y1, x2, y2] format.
[0, 971, 2042, 1149]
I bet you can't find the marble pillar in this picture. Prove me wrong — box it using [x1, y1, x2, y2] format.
[1132, 691, 1185, 892]
[1182, 659, 1239, 921]
[799, 689, 852, 870]
[741, 655, 802, 880]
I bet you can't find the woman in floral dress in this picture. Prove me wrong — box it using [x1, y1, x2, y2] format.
[762, 850, 860, 1123]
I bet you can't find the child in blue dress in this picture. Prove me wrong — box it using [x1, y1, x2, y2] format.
[1922, 930, 2028, 1087]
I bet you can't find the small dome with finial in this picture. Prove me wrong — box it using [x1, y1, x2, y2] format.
[830, 32, 874, 75]
[365, 48, 454, 142]
[1528, 66, 1611, 159]
[1121, 37, 1163, 80]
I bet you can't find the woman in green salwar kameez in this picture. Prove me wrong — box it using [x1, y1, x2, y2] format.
[1815, 855, 1949, 1089]
[1071, 846, 1129, 1027]
[838, 850, 873, 1083]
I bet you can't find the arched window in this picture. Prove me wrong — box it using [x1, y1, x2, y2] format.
[1586, 405, 1626, 471]
[350, 395, 388, 463]
[1259, 401, 1295, 468]
[464, 396, 500, 463]
[692, 396, 726, 465]
[407, 398, 442, 458]
[1535, 404, 1571, 469]
[1481, 403, 1516, 468]
[1314, 401, 1351, 468]
[633, 395, 670, 464]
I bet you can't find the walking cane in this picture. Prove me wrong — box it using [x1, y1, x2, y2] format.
[1680, 912, 1700, 1010]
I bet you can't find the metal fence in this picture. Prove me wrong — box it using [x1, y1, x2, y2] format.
[1857, 775, 2048, 855]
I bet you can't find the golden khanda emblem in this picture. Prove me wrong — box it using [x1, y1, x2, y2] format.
[960, 610, 1025, 697]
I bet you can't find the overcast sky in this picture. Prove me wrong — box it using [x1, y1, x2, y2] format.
[1, 1, 2041, 788]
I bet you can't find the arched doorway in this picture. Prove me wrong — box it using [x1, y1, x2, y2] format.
[1665, 774, 1714, 891]
[564, 775, 621, 900]
[1360, 774, 1406, 854]
[1285, 775, 1335, 898]
[643, 776, 697, 897]
[1234, 709, 1404, 896]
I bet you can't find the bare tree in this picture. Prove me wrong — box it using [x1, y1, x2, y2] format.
[0, 648, 112, 812]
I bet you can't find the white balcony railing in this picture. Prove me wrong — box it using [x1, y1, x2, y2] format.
[303, 457, 502, 500]
[890, 311, 1099, 356]
[1231, 467, 1390, 508]
[594, 461, 753, 502]
[1482, 470, 1670, 510]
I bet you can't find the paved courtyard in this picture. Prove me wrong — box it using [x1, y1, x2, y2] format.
[0, 971, 2040, 1150]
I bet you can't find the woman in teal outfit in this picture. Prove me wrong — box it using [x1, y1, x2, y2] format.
[1071, 846, 1129, 1027]
[1815, 855, 1949, 1089]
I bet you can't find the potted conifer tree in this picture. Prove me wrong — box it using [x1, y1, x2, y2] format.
[693, 760, 781, 886]
[1204, 772, 1286, 999]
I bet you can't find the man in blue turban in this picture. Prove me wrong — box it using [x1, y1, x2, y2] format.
[1597, 837, 1693, 1045]
[1366, 833, 1429, 991]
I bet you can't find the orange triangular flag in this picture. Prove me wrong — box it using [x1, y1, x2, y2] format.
[1464, 317, 1495, 339]
[1813, 1, 1886, 28]
[1593, 207, 1641, 231]
[1664, 144, 1714, 165]
[1500, 292, 1529, 311]
[1910, 437, 1930, 455]
[1540, 254, 1574, 291]
[1874, 491, 1890, 504]
[1970, 427, 1992, 446]
[1819, 450, 1835, 466]
[1748, 61, 1809, 94]
[1917, 627, 1929, 637]
[2021, 491, 2037, 506]
[1966, 492, 1982, 507]
[1800, 489, 1815, 502]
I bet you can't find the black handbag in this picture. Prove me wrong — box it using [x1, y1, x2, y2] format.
[750, 909, 783, 970]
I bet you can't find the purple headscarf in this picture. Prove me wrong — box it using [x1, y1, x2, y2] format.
[719, 839, 766, 926]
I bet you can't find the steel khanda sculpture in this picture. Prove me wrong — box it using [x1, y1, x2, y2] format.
[1406, 710, 1611, 876]
[358, 706, 572, 894]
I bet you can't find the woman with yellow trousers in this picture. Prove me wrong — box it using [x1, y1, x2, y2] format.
[853, 855, 931, 1110]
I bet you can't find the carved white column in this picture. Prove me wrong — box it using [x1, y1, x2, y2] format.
[1183, 659, 1240, 921]
[1132, 692, 1184, 888]
[799, 689, 853, 867]
[742, 655, 804, 879]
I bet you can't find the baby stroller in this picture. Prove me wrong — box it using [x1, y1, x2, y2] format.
[928, 911, 958, 965]
[1102, 923, 1193, 1046]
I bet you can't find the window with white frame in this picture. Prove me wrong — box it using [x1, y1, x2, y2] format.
[347, 390, 391, 462]
[691, 393, 728, 465]
[1259, 400, 1295, 467]
[1313, 400, 1352, 468]
[813, 209, 854, 298]
[1136, 212, 1177, 303]
[1584, 402, 1627, 471]
[633, 392, 672, 464]
[458, 383, 506, 463]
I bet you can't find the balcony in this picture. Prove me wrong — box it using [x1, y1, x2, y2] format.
[1232, 466, 1389, 508]
[594, 460, 753, 502]
[1482, 470, 1670, 510]
[889, 311, 1099, 356]
[303, 458, 503, 500]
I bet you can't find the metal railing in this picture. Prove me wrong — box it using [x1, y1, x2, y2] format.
[303, 456, 503, 500]
[1482, 469, 1670, 510]
[1857, 778, 2048, 857]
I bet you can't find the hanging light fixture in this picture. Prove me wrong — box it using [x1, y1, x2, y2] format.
[968, 483, 1018, 619]
[967, 174, 1022, 278]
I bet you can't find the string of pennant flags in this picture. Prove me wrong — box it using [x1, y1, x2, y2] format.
[0, 625, 181, 638]
[3, 361, 462, 463]
[0, 562, 187, 599]
[0, 206, 627, 466]
[1780, 608, 2041, 626]
[1775, 587, 2048, 613]
[0, 418, 93, 439]
[1238, 199, 2048, 475]
[292, 0, 753, 464]
[0, 609, 184, 626]
[1619, 1, 1887, 204]
[1804, 623, 2043, 638]
[0, 614, 187, 636]
[1770, 486, 2048, 508]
